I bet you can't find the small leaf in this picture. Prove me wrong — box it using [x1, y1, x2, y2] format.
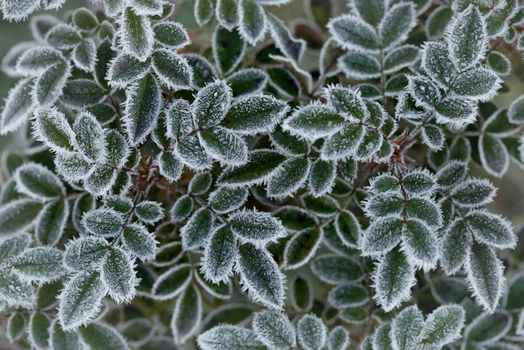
[153, 22, 190, 48]
[0, 233, 31, 265]
[391, 305, 424, 350]
[124, 73, 162, 145]
[172, 283, 202, 344]
[33, 107, 74, 153]
[6, 312, 26, 342]
[134, 200, 164, 224]
[45, 24, 82, 49]
[328, 283, 368, 308]
[219, 150, 286, 187]
[479, 132, 509, 177]
[199, 127, 248, 165]
[170, 195, 193, 223]
[64, 236, 109, 271]
[29, 312, 51, 349]
[15, 162, 64, 200]
[283, 227, 323, 269]
[0, 270, 34, 308]
[35, 61, 70, 106]
[79, 323, 129, 350]
[297, 314, 327, 350]
[466, 242, 505, 312]
[361, 216, 404, 256]
[209, 187, 248, 214]
[267, 157, 311, 198]
[239, 0, 266, 44]
[213, 25, 245, 75]
[508, 95, 524, 124]
[107, 53, 149, 88]
[151, 263, 192, 300]
[121, 7, 154, 61]
[419, 304, 465, 347]
[328, 15, 379, 53]
[122, 224, 157, 261]
[374, 247, 415, 312]
[216, 0, 238, 29]
[82, 208, 123, 237]
[327, 326, 349, 350]
[195, 0, 214, 26]
[439, 219, 472, 275]
[338, 51, 380, 80]
[451, 178, 496, 207]
[230, 210, 286, 244]
[352, 0, 385, 26]
[73, 112, 106, 160]
[227, 68, 268, 97]
[311, 255, 364, 284]
[308, 159, 336, 196]
[408, 76, 441, 109]
[180, 208, 214, 250]
[237, 243, 284, 309]
[193, 80, 231, 128]
[384, 45, 419, 74]
[101, 247, 137, 303]
[50, 320, 80, 350]
[73, 39, 96, 72]
[421, 41, 455, 88]
[175, 136, 212, 170]
[0, 198, 43, 236]
[0, 78, 34, 134]
[58, 271, 107, 330]
[11, 247, 64, 282]
[151, 49, 192, 90]
[267, 12, 306, 63]
[466, 210, 515, 249]
[203, 225, 237, 283]
[198, 326, 265, 350]
[402, 219, 438, 270]
[284, 104, 345, 141]
[379, 3, 416, 50]
[452, 68, 500, 101]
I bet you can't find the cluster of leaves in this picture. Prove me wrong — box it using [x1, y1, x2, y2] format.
[0, 0, 524, 349]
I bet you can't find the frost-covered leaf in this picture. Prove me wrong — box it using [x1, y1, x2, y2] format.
[335, 210, 360, 248]
[83, 165, 117, 196]
[45, 24, 81, 49]
[73, 39, 96, 72]
[0, 270, 34, 308]
[193, 80, 231, 128]
[33, 107, 76, 153]
[180, 208, 214, 250]
[361, 216, 403, 256]
[83, 208, 123, 237]
[2, 0, 40, 21]
[421, 124, 445, 150]
[267, 12, 305, 63]
[79, 323, 129, 350]
[403, 170, 434, 194]
[198, 326, 265, 350]
[107, 53, 149, 88]
[50, 320, 80, 350]
[170, 195, 193, 223]
[105, 130, 129, 167]
[466, 242, 505, 312]
[227, 68, 268, 97]
[338, 51, 380, 80]
[11, 246, 64, 281]
[195, 0, 213, 26]
[508, 95, 524, 124]
[418, 304, 465, 347]
[58, 271, 107, 330]
[124, 73, 162, 145]
[328, 283, 368, 309]
[0, 198, 43, 236]
[175, 135, 212, 170]
[487, 51, 511, 76]
[216, 0, 238, 29]
[158, 151, 183, 182]
[309, 159, 336, 196]
[435, 97, 477, 130]
[374, 247, 415, 312]
[73, 112, 105, 160]
[189, 172, 212, 195]
[311, 255, 364, 284]
[122, 224, 157, 261]
[421, 41, 455, 88]
[199, 127, 248, 165]
[328, 15, 379, 53]
[283, 227, 322, 270]
[252, 310, 296, 349]
[0, 233, 31, 265]
[28, 311, 50, 349]
[236, 243, 284, 309]
[222, 95, 288, 134]
[203, 225, 237, 283]
[14, 162, 64, 200]
[384, 45, 419, 74]
[64, 236, 108, 271]
[297, 314, 327, 350]
[402, 219, 438, 270]
[62, 79, 106, 108]
[321, 124, 364, 160]
[34, 61, 70, 106]
[408, 76, 441, 109]
[479, 132, 509, 177]
[426, 6, 453, 40]
[134, 200, 164, 224]
[352, 0, 385, 26]
[151, 49, 192, 90]
[451, 178, 495, 207]
[72, 8, 98, 31]
[267, 157, 311, 198]
[121, 7, 153, 61]
[151, 263, 192, 300]
[391, 305, 424, 350]
[452, 68, 500, 101]
[464, 310, 512, 346]
[0, 78, 34, 134]
[230, 210, 286, 244]
[239, 0, 266, 44]
[373, 323, 393, 350]
[379, 3, 416, 50]
[446, 5, 487, 70]
[466, 210, 515, 249]
[6, 312, 25, 342]
[213, 25, 245, 75]
[172, 283, 202, 344]
[283, 104, 344, 141]
[101, 247, 136, 303]
[154, 21, 190, 48]
[327, 326, 349, 350]
[439, 219, 472, 275]
[209, 187, 248, 214]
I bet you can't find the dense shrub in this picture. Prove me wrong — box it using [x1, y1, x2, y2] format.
[1, 0, 524, 349]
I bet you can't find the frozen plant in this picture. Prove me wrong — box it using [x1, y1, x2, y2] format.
[0, 0, 524, 349]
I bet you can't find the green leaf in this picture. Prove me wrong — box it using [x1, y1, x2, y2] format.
[327, 326, 349, 350]
[195, 0, 214, 26]
[82, 208, 123, 237]
[58, 271, 107, 330]
[384, 45, 419, 74]
[290, 276, 313, 312]
[121, 7, 153, 61]
[361, 216, 404, 255]
[466, 210, 515, 249]
[308, 159, 336, 196]
[198, 326, 265, 350]
[466, 242, 504, 312]
[15, 162, 64, 200]
[479, 132, 509, 177]
[101, 248, 137, 303]
[151, 263, 192, 300]
[193, 80, 231, 128]
[405, 197, 442, 227]
[374, 247, 415, 312]
[0, 78, 35, 135]
[446, 5, 487, 70]
[124, 73, 162, 145]
[50, 320, 80, 350]
[321, 124, 365, 160]
[73, 39, 96, 72]
[73, 7, 99, 31]
[439, 219, 472, 274]
[222, 95, 288, 134]
[158, 151, 183, 182]
[73, 112, 106, 160]
[239, 0, 266, 44]
[175, 136, 212, 170]
[169, 195, 193, 222]
[487, 51, 511, 76]
[379, 2, 416, 49]
[297, 314, 327, 350]
[311, 255, 364, 284]
[328, 14, 379, 53]
[122, 224, 157, 261]
[180, 208, 214, 250]
[284, 104, 345, 140]
[79, 323, 129, 350]
[328, 283, 368, 308]
[435, 97, 476, 130]
[408, 76, 441, 109]
[219, 150, 286, 186]
[267, 157, 311, 198]
[45, 24, 82, 49]
[11, 246, 64, 282]
[199, 127, 248, 165]
[426, 6, 453, 39]
[6, 312, 25, 342]
[253, 310, 296, 349]
[372, 323, 393, 350]
[508, 95, 524, 124]
[35, 61, 70, 106]
[339, 51, 381, 80]
[464, 310, 512, 346]
[0, 233, 31, 265]
[134, 201, 164, 224]
[216, 0, 239, 29]
[62, 79, 106, 108]
[283, 227, 322, 269]
[153, 21, 190, 48]
[419, 304, 465, 347]
[303, 194, 339, 218]
[209, 186, 247, 214]
[227, 68, 268, 97]
[334, 210, 360, 248]
[185, 53, 217, 88]
[151, 49, 192, 90]
[0, 198, 43, 236]
[107, 53, 150, 88]
[29, 312, 50, 349]
[267, 12, 305, 63]
[230, 210, 286, 244]
[203, 225, 237, 283]
[391, 305, 424, 350]
[352, 0, 385, 26]
[452, 68, 500, 101]
[402, 219, 438, 270]
[172, 283, 202, 344]
[188, 170, 212, 195]
[237, 243, 284, 308]
[213, 25, 245, 75]
[421, 41, 455, 88]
